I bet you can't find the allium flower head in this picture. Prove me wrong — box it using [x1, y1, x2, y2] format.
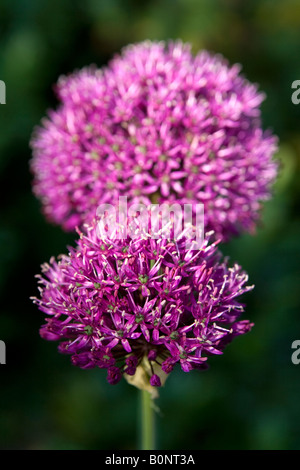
[31, 217, 254, 393]
[30, 40, 278, 240]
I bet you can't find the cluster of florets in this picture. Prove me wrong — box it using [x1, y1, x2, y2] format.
[30, 40, 278, 240]
[32, 218, 254, 387]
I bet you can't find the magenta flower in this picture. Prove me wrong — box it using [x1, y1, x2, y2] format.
[30, 40, 278, 240]
[31, 218, 254, 390]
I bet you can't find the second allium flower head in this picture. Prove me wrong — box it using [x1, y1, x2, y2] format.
[30, 40, 278, 241]
[32, 217, 254, 391]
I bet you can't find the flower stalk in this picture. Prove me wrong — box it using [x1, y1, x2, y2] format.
[140, 389, 155, 450]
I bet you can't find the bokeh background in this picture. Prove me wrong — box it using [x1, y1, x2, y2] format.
[1, 0, 300, 450]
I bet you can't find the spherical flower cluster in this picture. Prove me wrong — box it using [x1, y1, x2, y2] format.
[30, 40, 278, 240]
[31, 218, 254, 389]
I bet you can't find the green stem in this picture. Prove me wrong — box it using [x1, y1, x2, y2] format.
[140, 389, 155, 450]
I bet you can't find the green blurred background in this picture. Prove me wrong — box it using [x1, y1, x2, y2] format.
[0, 0, 300, 450]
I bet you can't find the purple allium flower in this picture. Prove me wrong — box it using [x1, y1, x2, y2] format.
[31, 218, 254, 389]
[30, 40, 278, 240]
